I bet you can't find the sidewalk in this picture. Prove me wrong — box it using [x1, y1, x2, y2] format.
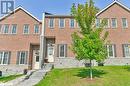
[4, 64, 53, 86]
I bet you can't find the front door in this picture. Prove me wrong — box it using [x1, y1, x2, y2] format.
[47, 44, 54, 62]
[33, 50, 40, 69]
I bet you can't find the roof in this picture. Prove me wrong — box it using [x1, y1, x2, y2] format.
[45, 15, 73, 18]
[0, 6, 41, 22]
[96, 0, 130, 16]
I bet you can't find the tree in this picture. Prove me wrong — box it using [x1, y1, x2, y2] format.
[71, 0, 108, 80]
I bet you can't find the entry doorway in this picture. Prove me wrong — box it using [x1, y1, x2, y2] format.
[47, 44, 54, 62]
[33, 50, 40, 69]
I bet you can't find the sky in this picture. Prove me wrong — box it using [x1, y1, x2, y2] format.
[14, 0, 130, 20]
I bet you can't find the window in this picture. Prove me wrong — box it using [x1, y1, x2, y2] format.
[111, 18, 117, 28]
[59, 18, 65, 28]
[34, 24, 39, 34]
[70, 19, 75, 28]
[3, 24, 9, 34]
[23, 24, 29, 34]
[17, 51, 28, 65]
[96, 18, 100, 28]
[0, 52, 10, 65]
[104, 18, 110, 28]
[107, 45, 115, 58]
[11, 24, 17, 34]
[58, 44, 67, 58]
[122, 18, 128, 28]
[49, 18, 54, 28]
[123, 44, 130, 57]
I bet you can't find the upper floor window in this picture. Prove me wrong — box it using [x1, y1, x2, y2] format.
[123, 44, 130, 58]
[59, 18, 65, 28]
[107, 44, 116, 58]
[17, 51, 28, 65]
[104, 18, 110, 28]
[49, 18, 54, 28]
[34, 24, 39, 34]
[70, 19, 75, 28]
[111, 18, 117, 28]
[23, 24, 29, 34]
[0, 51, 10, 65]
[11, 24, 17, 34]
[122, 18, 128, 28]
[3, 24, 9, 34]
[96, 18, 100, 28]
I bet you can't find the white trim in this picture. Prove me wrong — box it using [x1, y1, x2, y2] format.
[59, 18, 65, 28]
[0, 7, 41, 22]
[18, 51, 28, 65]
[69, 19, 75, 28]
[33, 24, 40, 34]
[59, 44, 66, 58]
[23, 24, 30, 35]
[0, 52, 9, 65]
[11, 24, 17, 34]
[96, 1, 130, 16]
[48, 18, 55, 29]
[111, 18, 117, 28]
[122, 18, 128, 29]
[3, 24, 9, 34]
[107, 45, 115, 58]
[104, 18, 110, 28]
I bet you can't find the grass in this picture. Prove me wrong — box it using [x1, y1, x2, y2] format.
[36, 66, 130, 86]
[0, 74, 23, 82]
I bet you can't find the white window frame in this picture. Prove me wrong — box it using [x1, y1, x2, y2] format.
[123, 44, 130, 58]
[70, 19, 75, 28]
[34, 24, 40, 34]
[0, 51, 9, 65]
[3, 24, 9, 34]
[18, 51, 28, 65]
[11, 24, 17, 34]
[95, 18, 101, 28]
[59, 18, 65, 28]
[48, 18, 55, 28]
[111, 18, 117, 28]
[122, 18, 128, 29]
[23, 24, 29, 34]
[107, 45, 115, 58]
[104, 18, 110, 28]
[59, 44, 66, 58]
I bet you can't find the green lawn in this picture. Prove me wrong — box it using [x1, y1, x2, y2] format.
[0, 74, 23, 82]
[36, 66, 130, 86]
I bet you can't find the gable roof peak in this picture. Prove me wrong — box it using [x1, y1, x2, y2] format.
[96, 1, 130, 16]
[0, 6, 41, 22]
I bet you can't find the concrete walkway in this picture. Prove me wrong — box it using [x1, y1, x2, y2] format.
[4, 63, 53, 86]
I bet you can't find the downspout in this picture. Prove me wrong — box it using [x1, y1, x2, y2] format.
[39, 13, 45, 69]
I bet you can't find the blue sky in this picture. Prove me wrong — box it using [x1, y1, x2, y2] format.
[15, 0, 130, 19]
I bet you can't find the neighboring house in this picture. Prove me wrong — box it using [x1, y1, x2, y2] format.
[0, 1, 130, 73]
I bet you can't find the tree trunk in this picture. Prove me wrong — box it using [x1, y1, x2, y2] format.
[90, 60, 93, 80]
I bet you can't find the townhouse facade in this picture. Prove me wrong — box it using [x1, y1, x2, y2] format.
[0, 1, 130, 73]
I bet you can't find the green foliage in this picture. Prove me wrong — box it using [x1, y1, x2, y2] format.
[71, 0, 108, 62]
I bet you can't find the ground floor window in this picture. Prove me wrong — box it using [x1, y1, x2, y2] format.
[0, 51, 10, 65]
[107, 45, 116, 58]
[58, 44, 67, 58]
[123, 44, 130, 57]
[17, 51, 28, 65]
